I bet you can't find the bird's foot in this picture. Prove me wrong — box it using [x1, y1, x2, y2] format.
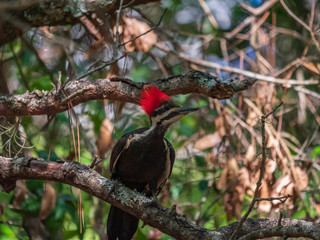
[169, 204, 186, 218]
[106, 179, 120, 199]
[169, 204, 178, 215]
[144, 195, 159, 208]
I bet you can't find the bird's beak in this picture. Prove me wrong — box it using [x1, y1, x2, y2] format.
[178, 107, 199, 115]
[156, 106, 198, 126]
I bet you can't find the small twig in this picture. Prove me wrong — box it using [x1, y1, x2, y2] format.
[225, 16, 255, 39]
[75, 55, 125, 81]
[280, 0, 311, 32]
[278, 211, 284, 226]
[155, 44, 319, 85]
[264, 102, 284, 119]
[229, 102, 283, 240]
[122, 0, 135, 8]
[169, 204, 178, 215]
[88, 155, 100, 169]
[294, 86, 320, 100]
[255, 194, 292, 203]
[115, 0, 124, 48]
[9, 43, 30, 91]
[198, 0, 218, 29]
[240, 0, 278, 16]
[119, 8, 167, 48]
[80, 15, 100, 41]
[308, 1, 320, 52]
[59, 86, 93, 106]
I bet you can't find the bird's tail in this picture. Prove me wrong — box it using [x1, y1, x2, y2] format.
[107, 205, 139, 240]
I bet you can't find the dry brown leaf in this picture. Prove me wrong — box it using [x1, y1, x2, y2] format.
[315, 203, 320, 217]
[272, 174, 291, 195]
[217, 158, 239, 190]
[245, 144, 256, 163]
[266, 133, 276, 148]
[194, 132, 221, 150]
[233, 190, 242, 220]
[238, 167, 252, 194]
[220, 161, 244, 220]
[294, 167, 308, 191]
[284, 182, 295, 209]
[13, 180, 27, 206]
[115, 17, 157, 53]
[224, 190, 242, 221]
[258, 179, 272, 213]
[302, 62, 320, 75]
[205, 152, 217, 165]
[39, 182, 56, 220]
[246, 110, 258, 127]
[224, 193, 233, 221]
[282, 68, 295, 81]
[107, 63, 120, 78]
[217, 166, 229, 190]
[271, 174, 294, 209]
[215, 116, 226, 136]
[265, 159, 276, 175]
[96, 118, 113, 158]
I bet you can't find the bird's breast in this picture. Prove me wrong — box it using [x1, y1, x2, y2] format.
[114, 140, 168, 183]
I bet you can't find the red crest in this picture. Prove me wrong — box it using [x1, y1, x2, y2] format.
[139, 86, 171, 116]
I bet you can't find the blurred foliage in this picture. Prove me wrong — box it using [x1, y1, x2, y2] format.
[0, 0, 320, 239]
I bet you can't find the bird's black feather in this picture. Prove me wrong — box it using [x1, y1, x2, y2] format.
[107, 127, 175, 240]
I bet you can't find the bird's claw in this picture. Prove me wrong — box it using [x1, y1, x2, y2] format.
[144, 195, 159, 208]
[106, 179, 120, 199]
[169, 204, 178, 215]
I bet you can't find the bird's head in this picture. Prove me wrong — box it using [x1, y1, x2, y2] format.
[139, 86, 198, 127]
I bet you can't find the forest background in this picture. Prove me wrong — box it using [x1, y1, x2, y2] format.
[0, 0, 319, 239]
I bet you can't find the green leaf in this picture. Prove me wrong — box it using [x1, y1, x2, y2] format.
[21, 196, 41, 215]
[64, 230, 79, 239]
[292, 209, 306, 219]
[311, 146, 320, 159]
[135, 227, 148, 240]
[199, 180, 208, 191]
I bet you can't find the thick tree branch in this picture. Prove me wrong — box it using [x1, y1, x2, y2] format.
[0, 156, 319, 240]
[0, 71, 256, 116]
[0, 0, 160, 46]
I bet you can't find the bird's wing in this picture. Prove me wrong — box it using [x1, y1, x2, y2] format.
[109, 127, 148, 178]
[155, 138, 175, 195]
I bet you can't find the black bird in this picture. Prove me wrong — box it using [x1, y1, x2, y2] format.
[107, 86, 198, 240]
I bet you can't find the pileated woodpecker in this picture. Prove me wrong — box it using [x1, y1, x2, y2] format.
[107, 86, 198, 240]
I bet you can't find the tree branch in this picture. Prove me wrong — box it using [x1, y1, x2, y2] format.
[0, 71, 256, 116]
[0, 156, 319, 240]
[0, 0, 160, 46]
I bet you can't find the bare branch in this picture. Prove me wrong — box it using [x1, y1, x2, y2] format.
[240, 0, 279, 16]
[0, 0, 161, 46]
[198, 0, 218, 29]
[238, 224, 319, 240]
[155, 44, 319, 86]
[255, 195, 292, 203]
[119, 8, 167, 48]
[1, 156, 320, 240]
[229, 102, 283, 240]
[0, 71, 256, 116]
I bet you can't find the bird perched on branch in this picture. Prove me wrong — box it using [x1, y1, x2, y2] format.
[107, 86, 198, 240]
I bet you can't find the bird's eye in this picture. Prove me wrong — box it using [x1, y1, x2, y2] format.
[164, 104, 170, 111]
